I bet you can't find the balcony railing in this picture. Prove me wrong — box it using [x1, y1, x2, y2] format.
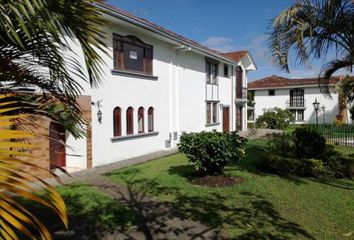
[236, 87, 247, 99]
[285, 99, 306, 109]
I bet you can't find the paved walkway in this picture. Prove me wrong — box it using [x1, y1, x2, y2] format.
[46, 148, 179, 186]
[238, 128, 283, 139]
[45, 148, 226, 239]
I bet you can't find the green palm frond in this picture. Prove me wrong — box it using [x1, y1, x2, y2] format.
[268, 0, 354, 94]
[0, 0, 108, 137]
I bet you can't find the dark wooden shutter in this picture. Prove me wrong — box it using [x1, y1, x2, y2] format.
[144, 46, 153, 75]
[138, 107, 145, 133]
[126, 107, 134, 134]
[148, 107, 154, 132]
[113, 107, 121, 136]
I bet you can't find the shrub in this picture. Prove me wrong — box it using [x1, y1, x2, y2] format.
[247, 122, 255, 129]
[257, 154, 327, 177]
[292, 127, 326, 159]
[256, 108, 294, 129]
[260, 131, 353, 178]
[178, 131, 247, 176]
[333, 119, 342, 127]
[267, 133, 294, 157]
[320, 147, 354, 178]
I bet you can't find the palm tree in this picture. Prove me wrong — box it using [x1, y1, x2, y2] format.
[268, 0, 354, 94]
[336, 75, 354, 121]
[0, 0, 107, 239]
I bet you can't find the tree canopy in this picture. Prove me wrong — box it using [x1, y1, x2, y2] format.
[268, 0, 354, 94]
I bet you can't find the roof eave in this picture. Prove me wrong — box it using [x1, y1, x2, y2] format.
[97, 3, 237, 65]
[248, 84, 337, 90]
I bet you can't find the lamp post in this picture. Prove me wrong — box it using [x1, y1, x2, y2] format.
[321, 105, 326, 124]
[312, 98, 320, 127]
[91, 100, 103, 123]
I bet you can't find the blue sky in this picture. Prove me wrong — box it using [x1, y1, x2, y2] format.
[107, 0, 347, 81]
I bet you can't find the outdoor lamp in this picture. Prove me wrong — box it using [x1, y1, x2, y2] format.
[91, 100, 103, 124]
[312, 98, 320, 126]
[321, 105, 326, 112]
[321, 105, 326, 124]
[97, 109, 102, 123]
[312, 98, 320, 111]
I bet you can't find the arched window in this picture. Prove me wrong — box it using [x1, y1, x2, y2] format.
[138, 107, 144, 133]
[126, 107, 134, 135]
[235, 66, 244, 99]
[113, 107, 122, 136]
[148, 107, 154, 132]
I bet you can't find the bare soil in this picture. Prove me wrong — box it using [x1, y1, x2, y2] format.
[189, 175, 244, 187]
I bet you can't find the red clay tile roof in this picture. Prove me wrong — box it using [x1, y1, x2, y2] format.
[222, 51, 248, 62]
[248, 75, 350, 89]
[96, 2, 246, 63]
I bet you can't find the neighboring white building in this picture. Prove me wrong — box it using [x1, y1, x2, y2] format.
[47, 3, 257, 172]
[247, 75, 348, 125]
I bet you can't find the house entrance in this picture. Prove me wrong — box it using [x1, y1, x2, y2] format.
[49, 122, 66, 169]
[223, 107, 230, 133]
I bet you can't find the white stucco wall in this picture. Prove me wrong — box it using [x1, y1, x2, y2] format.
[65, 129, 87, 169]
[61, 15, 252, 168]
[253, 86, 339, 124]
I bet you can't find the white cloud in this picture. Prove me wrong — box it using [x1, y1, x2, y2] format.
[243, 34, 272, 66]
[201, 37, 236, 53]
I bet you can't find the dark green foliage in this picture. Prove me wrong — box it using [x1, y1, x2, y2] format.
[292, 127, 326, 159]
[258, 154, 327, 177]
[268, 133, 294, 157]
[178, 131, 247, 176]
[256, 108, 294, 129]
[258, 128, 354, 178]
[320, 145, 354, 178]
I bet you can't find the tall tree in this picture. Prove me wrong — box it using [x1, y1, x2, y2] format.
[337, 75, 354, 120]
[0, 0, 107, 239]
[268, 0, 354, 94]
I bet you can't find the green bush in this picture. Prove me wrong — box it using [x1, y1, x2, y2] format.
[256, 108, 294, 129]
[267, 133, 294, 157]
[292, 127, 326, 159]
[257, 154, 327, 177]
[247, 122, 255, 129]
[178, 131, 247, 176]
[320, 147, 354, 178]
[259, 130, 354, 178]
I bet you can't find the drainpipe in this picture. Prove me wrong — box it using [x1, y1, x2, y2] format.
[169, 53, 173, 147]
[175, 49, 180, 143]
[231, 66, 234, 131]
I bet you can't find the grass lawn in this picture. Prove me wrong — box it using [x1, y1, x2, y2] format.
[19, 183, 135, 239]
[107, 140, 354, 239]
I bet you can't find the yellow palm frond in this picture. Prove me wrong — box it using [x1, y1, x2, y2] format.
[0, 98, 67, 240]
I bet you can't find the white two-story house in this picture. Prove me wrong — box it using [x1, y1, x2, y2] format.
[39, 3, 256, 175]
[247, 75, 350, 125]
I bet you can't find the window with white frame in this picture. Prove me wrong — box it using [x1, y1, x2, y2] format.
[206, 102, 218, 124]
[291, 109, 305, 121]
[206, 59, 218, 84]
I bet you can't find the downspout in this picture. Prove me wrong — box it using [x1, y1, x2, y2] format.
[176, 49, 180, 141]
[169, 52, 173, 146]
[231, 66, 234, 131]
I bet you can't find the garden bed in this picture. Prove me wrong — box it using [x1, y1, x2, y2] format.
[189, 175, 244, 187]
